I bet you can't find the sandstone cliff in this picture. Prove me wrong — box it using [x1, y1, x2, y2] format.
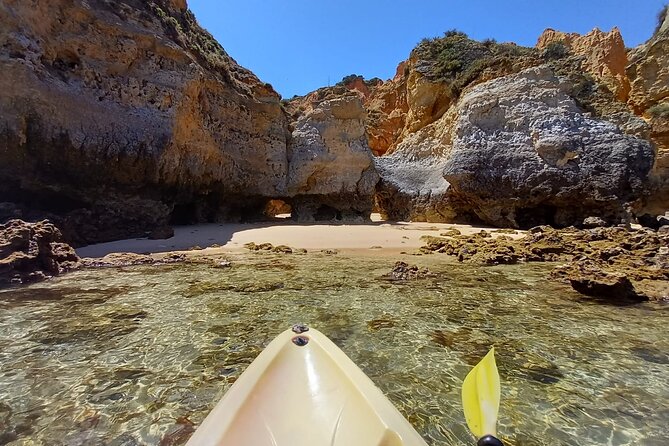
[537, 28, 630, 101]
[627, 6, 669, 214]
[0, 0, 379, 245]
[330, 25, 662, 227]
[367, 31, 655, 226]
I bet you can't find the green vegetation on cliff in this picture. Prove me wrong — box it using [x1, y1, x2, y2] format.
[413, 30, 539, 96]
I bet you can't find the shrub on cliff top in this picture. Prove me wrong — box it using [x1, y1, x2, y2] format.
[414, 31, 538, 96]
[541, 41, 570, 60]
[338, 74, 364, 86]
[648, 103, 669, 118]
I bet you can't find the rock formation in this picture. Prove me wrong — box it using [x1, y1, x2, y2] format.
[287, 96, 378, 221]
[443, 67, 653, 227]
[536, 28, 630, 101]
[627, 7, 669, 214]
[360, 27, 660, 225]
[0, 219, 80, 285]
[419, 225, 668, 302]
[0, 0, 379, 246]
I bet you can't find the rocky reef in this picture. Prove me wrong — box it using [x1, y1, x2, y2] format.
[0, 219, 80, 285]
[419, 225, 668, 303]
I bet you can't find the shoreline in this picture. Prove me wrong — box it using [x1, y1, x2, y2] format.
[75, 214, 525, 258]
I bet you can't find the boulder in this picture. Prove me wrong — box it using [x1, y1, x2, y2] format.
[443, 66, 654, 228]
[0, 219, 80, 285]
[564, 261, 647, 303]
[582, 216, 608, 228]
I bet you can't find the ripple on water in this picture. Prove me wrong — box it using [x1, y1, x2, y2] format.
[0, 254, 667, 445]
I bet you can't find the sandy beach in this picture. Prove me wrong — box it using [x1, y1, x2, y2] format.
[75, 214, 525, 258]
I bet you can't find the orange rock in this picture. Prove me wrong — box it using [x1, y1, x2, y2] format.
[537, 27, 630, 101]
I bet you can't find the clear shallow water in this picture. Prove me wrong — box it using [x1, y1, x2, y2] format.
[0, 252, 667, 446]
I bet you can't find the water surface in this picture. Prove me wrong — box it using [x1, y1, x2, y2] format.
[0, 252, 667, 445]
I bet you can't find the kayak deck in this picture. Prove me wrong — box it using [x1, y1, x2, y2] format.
[186, 326, 428, 446]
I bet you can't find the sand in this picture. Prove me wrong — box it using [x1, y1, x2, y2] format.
[75, 214, 525, 258]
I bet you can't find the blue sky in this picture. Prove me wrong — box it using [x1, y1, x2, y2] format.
[188, 0, 667, 98]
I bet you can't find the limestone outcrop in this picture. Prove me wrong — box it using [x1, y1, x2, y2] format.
[419, 225, 668, 302]
[443, 67, 654, 227]
[286, 96, 379, 221]
[0, 0, 292, 244]
[0, 219, 80, 285]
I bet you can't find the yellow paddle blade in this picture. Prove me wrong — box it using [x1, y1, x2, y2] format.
[461, 347, 500, 438]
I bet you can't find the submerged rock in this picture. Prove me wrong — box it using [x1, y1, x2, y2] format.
[421, 225, 668, 302]
[0, 219, 79, 285]
[383, 261, 435, 281]
[559, 261, 648, 303]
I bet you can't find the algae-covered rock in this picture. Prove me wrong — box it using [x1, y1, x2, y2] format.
[0, 219, 79, 285]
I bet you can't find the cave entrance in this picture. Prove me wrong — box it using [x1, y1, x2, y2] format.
[515, 205, 557, 229]
[264, 199, 292, 220]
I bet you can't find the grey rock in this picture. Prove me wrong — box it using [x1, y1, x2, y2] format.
[582, 216, 608, 228]
[443, 66, 654, 228]
[287, 97, 379, 221]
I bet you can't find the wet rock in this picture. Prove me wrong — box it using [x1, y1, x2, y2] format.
[422, 225, 668, 302]
[492, 228, 518, 234]
[367, 316, 396, 331]
[0, 219, 80, 286]
[440, 228, 462, 237]
[528, 225, 552, 234]
[383, 261, 435, 280]
[637, 214, 665, 230]
[148, 226, 175, 240]
[561, 261, 647, 302]
[244, 242, 274, 251]
[582, 216, 608, 228]
[81, 252, 187, 268]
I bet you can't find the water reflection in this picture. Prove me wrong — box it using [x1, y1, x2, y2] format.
[0, 252, 667, 445]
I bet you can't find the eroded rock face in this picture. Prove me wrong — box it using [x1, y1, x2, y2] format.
[420, 225, 668, 302]
[627, 9, 669, 214]
[364, 63, 410, 156]
[443, 67, 654, 228]
[0, 219, 80, 285]
[537, 28, 630, 101]
[287, 97, 379, 221]
[0, 0, 290, 244]
[374, 115, 457, 222]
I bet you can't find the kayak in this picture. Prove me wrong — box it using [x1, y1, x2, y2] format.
[186, 324, 429, 446]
